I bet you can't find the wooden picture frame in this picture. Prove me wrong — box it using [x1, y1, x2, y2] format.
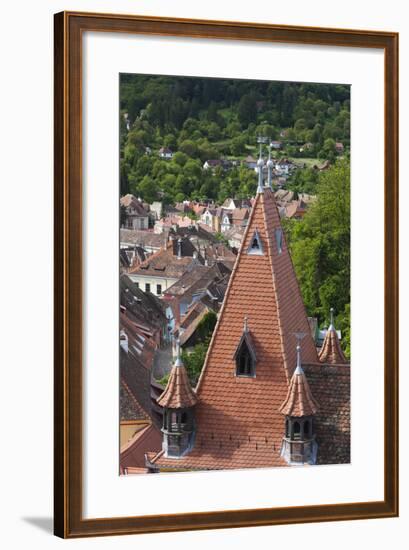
[54, 11, 399, 538]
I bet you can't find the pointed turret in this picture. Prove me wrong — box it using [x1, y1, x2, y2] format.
[157, 339, 197, 457]
[318, 308, 347, 364]
[280, 343, 319, 465]
[157, 339, 197, 408]
[280, 344, 319, 417]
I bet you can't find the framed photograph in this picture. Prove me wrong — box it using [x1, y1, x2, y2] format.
[54, 11, 398, 538]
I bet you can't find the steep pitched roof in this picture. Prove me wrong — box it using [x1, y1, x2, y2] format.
[120, 424, 162, 470]
[150, 187, 317, 470]
[179, 306, 210, 347]
[120, 378, 149, 421]
[279, 364, 319, 417]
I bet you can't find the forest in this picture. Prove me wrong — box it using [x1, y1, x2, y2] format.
[120, 74, 350, 203]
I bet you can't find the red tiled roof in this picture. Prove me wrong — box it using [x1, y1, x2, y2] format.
[179, 306, 210, 347]
[303, 363, 350, 464]
[151, 188, 318, 470]
[128, 241, 199, 279]
[318, 328, 347, 364]
[120, 423, 162, 470]
[156, 360, 197, 409]
[120, 378, 149, 421]
[279, 366, 319, 417]
[148, 438, 286, 470]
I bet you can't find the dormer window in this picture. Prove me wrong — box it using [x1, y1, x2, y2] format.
[247, 229, 263, 255]
[236, 340, 255, 376]
[233, 317, 257, 377]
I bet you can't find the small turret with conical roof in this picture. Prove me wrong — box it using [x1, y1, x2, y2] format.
[318, 308, 347, 364]
[157, 339, 197, 457]
[280, 343, 319, 465]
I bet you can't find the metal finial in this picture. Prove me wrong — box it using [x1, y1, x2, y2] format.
[296, 344, 302, 369]
[329, 307, 335, 331]
[243, 315, 248, 332]
[294, 343, 305, 375]
[293, 332, 306, 374]
[266, 144, 273, 189]
[256, 154, 264, 194]
[174, 338, 183, 367]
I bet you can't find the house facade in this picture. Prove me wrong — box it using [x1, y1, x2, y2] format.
[120, 194, 150, 230]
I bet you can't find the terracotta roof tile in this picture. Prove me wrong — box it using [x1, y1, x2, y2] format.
[156, 357, 197, 409]
[303, 364, 350, 464]
[279, 366, 319, 417]
[120, 378, 149, 421]
[120, 423, 162, 470]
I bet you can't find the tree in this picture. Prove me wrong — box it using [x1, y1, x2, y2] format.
[237, 93, 257, 127]
[137, 175, 159, 203]
[179, 139, 198, 157]
[172, 151, 189, 167]
[284, 159, 350, 356]
[318, 138, 337, 162]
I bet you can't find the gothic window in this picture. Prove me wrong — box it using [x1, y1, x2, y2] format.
[247, 229, 263, 255]
[235, 339, 255, 377]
